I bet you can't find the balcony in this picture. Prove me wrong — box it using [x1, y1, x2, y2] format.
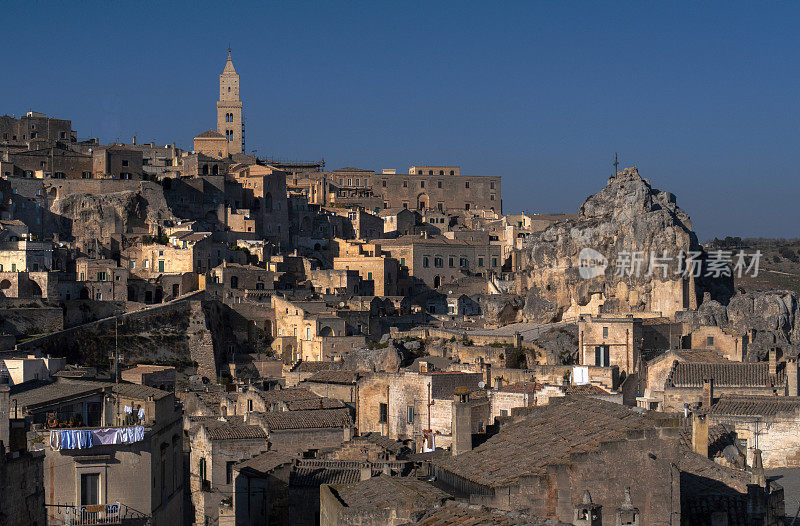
[46, 502, 148, 526]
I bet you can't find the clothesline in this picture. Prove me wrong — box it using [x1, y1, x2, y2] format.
[49, 426, 146, 451]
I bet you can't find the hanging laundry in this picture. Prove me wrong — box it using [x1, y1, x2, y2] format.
[137, 408, 145, 421]
[92, 428, 120, 445]
[124, 405, 132, 414]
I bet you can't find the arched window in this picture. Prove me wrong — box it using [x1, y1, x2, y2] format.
[212, 165, 219, 175]
[202, 164, 209, 175]
[264, 192, 273, 211]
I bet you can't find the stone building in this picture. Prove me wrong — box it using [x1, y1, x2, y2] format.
[333, 240, 401, 296]
[379, 233, 502, 291]
[74, 257, 129, 301]
[120, 365, 176, 392]
[189, 418, 267, 526]
[356, 370, 483, 450]
[683, 325, 747, 361]
[248, 408, 354, 453]
[320, 477, 452, 526]
[0, 383, 46, 526]
[661, 357, 787, 412]
[637, 349, 730, 411]
[2, 144, 92, 179]
[578, 315, 643, 375]
[92, 144, 144, 179]
[434, 396, 785, 525]
[0, 111, 76, 150]
[709, 395, 800, 469]
[14, 379, 184, 526]
[193, 130, 230, 159]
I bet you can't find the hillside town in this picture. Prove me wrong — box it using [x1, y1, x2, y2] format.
[1, 51, 800, 526]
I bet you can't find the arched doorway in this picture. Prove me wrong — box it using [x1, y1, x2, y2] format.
[433, 275, 441, 288]
[319, 326, 334, 337]
[417, 193, 429, 210]
[154, 287, 163, 303]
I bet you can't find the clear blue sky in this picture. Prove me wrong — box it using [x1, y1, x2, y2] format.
[3, 1, 799, 240]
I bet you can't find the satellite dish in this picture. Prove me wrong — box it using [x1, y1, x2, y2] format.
[478, 381, 486, 389]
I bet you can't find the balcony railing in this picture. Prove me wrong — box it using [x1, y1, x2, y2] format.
[46, 502, 149, 526]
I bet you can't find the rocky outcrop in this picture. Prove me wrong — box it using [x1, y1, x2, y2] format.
[678, 290, 800, 360]
[515, 167, 733, 322]
[48, 181, 174, 243]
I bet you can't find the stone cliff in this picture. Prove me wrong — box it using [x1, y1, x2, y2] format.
[48, 181, 175, 242]
[514, 167, 733, 322]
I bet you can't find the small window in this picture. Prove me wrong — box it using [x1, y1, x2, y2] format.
[400, 257, 405, 266]
[367, 272, 373, 281]
[465, 181, 470, 189]
[122, 160, 129, 167]
[707, 336, 715, 347]
[382, 180, 386, 187]
[420, 180, 425, 188]
[603, 327, 609, 338]
[490, 181, 495, 189]
[428, 170, 433, 175]
[491, 257, 498, 267]
[379, 403, 388, 423]
[403, 180, 408, 188]
[422, 257, 429, 268]
[438, 181, 442, 188]
[434, 257, 443, 268]
[449, 257, 455, 268]
[406, 405, 414, 424]
[477, 257, 484, 267]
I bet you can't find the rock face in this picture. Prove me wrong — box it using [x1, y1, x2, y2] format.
[678, 290, 800, 360]
[515, 167, 733, 322]
[49, 182, 174, 244]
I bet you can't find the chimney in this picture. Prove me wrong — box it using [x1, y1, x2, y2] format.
[787, 358, 799, 396]
[572, 490, 602, 526]
[702, 378, 714, 408]
[483, 363, 492, 389]
[769, 348, 777, 377]
[692, 412, 709, 458]
[751, 448, 766, 487]
[451, 387, 472, 456]
[132, 135, 137, 145]
[359, 462, 372, 481]
[615, 487, 639, 526]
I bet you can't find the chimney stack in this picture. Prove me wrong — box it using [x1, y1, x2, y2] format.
[751, 448, 766, 487]
[788, 357, 798, 396]
[702, 378, 714, 408]
[692, 412, 709, 458]
[769, 348, 777, 377]
[572, 490, 602, 526]
[451, 387, 472, 456]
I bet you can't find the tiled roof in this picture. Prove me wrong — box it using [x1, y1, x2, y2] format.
[674, 350, 731, 363]
[284, 397, 346, 411]
[414, 502, 570, 525]
[433, 397, 655, 488]
[429, 372, 482, 399]
[291, 361, 338, 373]
[667, 362, 783, 388]
[710, 395, 800, 417]
[202, 421, 267, 441]
[112, 383, 171, 401]
[10, 379, 108, 409]
[289, 466, 361, 487]
[329, 477, 450, 510]
[257, 409, 352, 430]
[235, 450, 296, 475]
[195, 129, 225, 139]
[564, 384, 610, 395]
[499, 381, 543, 394]
[304, 370, 361, 385]
[256, 388, 318, 403]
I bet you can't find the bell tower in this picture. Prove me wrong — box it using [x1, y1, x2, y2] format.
[217, 49, 243, 155]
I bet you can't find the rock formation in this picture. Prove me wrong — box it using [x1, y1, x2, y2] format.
[514, 167, 733, 322]
[678, 290, 800, 360]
